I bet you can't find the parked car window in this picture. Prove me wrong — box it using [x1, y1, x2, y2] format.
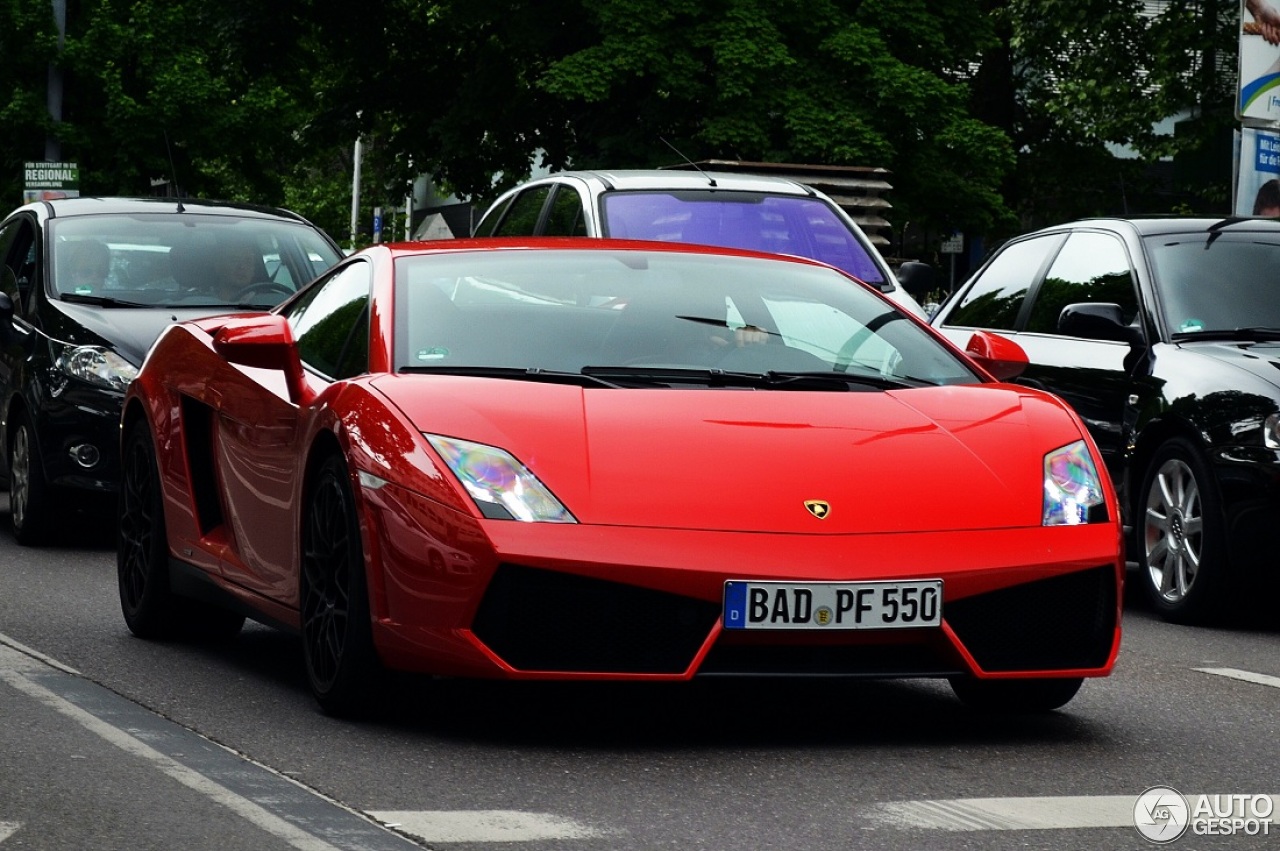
[286, 260, 372, 380]
[472, 194, 515, 237]
[0, 218, 38, 316]
[943, 234, 1063, 330]
[1025, 231, 1138, 334]
[544, 187, 587, 236]
[1148, 232, 1280, 335]
[491, 187, 551, 237]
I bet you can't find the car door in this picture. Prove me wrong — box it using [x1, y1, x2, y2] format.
[936, 229, 1144, 488]
[215, 260, 372, 602]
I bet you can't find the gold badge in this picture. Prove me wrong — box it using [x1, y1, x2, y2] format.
[804, 500, 830, 519]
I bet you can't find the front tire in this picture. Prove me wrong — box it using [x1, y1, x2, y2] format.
[8, 412, 53, 545]
[300, 454, 380, 716]
[949, 677, 1084, 713]
[1138, 438, 1229, 624]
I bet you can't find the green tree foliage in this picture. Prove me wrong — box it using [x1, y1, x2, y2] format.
[0, 0, 59, 203]
[0, 1, 1248, 250]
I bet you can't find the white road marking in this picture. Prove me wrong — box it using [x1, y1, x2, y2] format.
[0, 643, 345, 851]
[871, 794, 1280, 831]
[0, 822, 19, 842]
[367, 810, 605, 843]
[1195, 667, 1280, 689]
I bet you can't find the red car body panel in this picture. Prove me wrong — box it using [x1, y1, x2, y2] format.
[123, 240, 1123, 690]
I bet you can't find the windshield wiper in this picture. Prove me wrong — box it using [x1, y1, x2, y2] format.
[398, 365, 624, 388]
[59, 293, 150, 308]
[1172, 327, 1280, 342]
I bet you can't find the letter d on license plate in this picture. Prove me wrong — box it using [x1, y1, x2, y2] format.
[722, 580, 942, 630]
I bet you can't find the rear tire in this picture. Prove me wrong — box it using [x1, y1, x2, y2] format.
[118, 419, 179, 638]
[8, 412, 53, 546]
[949, 676, 1084, 713]
[300, 454, 380, 716]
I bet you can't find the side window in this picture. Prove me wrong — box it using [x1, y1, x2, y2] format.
[943, 235, 1063, 331]
[491, 187, 551, 236]
[473, 195, 515, 237]
[0, 219, 39, 317]
[1025, 231, 1138, 334]
[285, 260, 371, 379]
[543, 187, 587, 236]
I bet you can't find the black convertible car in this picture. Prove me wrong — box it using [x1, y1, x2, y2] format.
[931, 216, 1280, 623]
[0, 197, 343, 544]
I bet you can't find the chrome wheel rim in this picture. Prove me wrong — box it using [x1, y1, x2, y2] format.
[301, 473, 352, 691]
[10, 426, 30, 531]
[1144, 457, 1203, 604]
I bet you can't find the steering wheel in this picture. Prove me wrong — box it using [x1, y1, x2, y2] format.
[233, 281, 294, 302]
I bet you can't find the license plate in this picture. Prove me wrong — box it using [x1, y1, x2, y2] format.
[722, 580, 943, 630]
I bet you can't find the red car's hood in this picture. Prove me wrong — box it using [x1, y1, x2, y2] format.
[371, 376, 1086, 533]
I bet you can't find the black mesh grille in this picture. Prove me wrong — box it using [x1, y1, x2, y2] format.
[472, 564, 720, 674]
[945, 565, 1117, 672]
[698, 641, 962, 677]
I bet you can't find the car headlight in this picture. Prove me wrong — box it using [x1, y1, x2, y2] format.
[56, 345, 138, 392]
[1043, 440, 1107, 526]
[1265, 413, 1280, 449]
[426, 434, 576, 523]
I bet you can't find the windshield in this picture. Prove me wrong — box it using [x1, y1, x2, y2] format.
[599, 190, 887, 285]
[394, 248, 979, 387]
[1149, 232, 1280, 336]
[49, 214, 342, 309]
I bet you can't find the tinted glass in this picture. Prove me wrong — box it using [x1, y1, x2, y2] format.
[944, 234, 1062, 330]
[544, 187, 587, 236]
[1025, 231, 1137, 333]
[287, 260, 371, 379]
[48, 214, 341, 309]
[491, 187, 550, 236]
[394, 249, 979, 386]
[1149, 230, 1280, 334]
[600, 191, 886, 284]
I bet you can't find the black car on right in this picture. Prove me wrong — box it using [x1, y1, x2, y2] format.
[931, 217, 1280, 624]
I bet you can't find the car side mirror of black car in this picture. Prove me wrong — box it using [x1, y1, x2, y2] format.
[1058, 303, 1143, 344]
[896, 261, 938, 300]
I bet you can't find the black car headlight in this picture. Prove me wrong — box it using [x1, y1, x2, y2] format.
[55, 344, 138, 393]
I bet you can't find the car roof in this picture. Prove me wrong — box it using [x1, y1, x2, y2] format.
[16, 196, 312, 224]
[1036, 216, 1280, 238]
[527, 169, 819, 196]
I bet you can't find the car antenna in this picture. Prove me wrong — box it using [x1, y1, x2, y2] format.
[164, 129, 184, 211]
[660, 137, 716, 187]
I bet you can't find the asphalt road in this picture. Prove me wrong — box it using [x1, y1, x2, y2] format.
[1, 499, 1279, 851]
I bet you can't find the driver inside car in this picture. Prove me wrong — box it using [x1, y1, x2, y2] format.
[216, 239, 271, 301]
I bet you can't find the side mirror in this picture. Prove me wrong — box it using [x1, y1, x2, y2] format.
[1058, 303, 1142, 344]
[965, 330, 1028, 381]
[896, 261, 938, 300]
[212, 313, 313, 405]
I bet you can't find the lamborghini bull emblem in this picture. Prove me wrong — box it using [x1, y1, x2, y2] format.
[804, 500, 831, 519]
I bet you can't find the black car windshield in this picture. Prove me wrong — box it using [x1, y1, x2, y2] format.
[49, 214, 342, 309]
[600, 190, 886, 285]
[393, 248, 980, 387]
[1149, 232, 1280, 338]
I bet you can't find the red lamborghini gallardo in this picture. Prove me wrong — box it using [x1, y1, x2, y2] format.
[117, 239, 1122, 716]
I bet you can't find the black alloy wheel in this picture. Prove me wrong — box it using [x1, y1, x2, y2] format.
[1139, 438, 1229, 624]
[948, 676, 1084, 713]
[118, 419, 180, 637]
[8, 412, 52, 545]
[118, 419, 244, 640]
[300, 454, 379, 716]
